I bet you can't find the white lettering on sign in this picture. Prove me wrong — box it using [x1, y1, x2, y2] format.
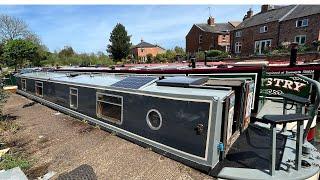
[266, 78, 307, 92]
[274, 78, 284, 87]
[293, 81, 307, 91]
[266, 78, 273, 86]
[282, 80, 293, 89]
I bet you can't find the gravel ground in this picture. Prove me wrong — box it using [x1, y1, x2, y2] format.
[2, 94, 213, 179]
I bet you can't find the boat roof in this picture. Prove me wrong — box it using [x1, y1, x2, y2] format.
[19, 72, 233, 99]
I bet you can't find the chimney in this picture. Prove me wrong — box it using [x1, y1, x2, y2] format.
[261, 5, 274, 13]
[207, 16, 215, 26]
[247, 8, 253, 18]
[141, 38, 143, 43]
[243, 15, 248, 21]
[243, 8, 253, 21]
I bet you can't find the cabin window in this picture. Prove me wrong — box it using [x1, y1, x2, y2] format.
[35, 81, 43, 97]
[146, 109, 162, 130]
[69, 88, 78, 109]
[96, 93, 123, 124]
[296, 19, 308, 27]
[21, 79, 26, 91]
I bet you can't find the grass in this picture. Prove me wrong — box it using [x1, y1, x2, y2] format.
[0, 121, 20, 133]
[0, 153, 31, 170]
[0, 88, 32, 171]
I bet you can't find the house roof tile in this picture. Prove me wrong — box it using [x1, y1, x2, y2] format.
[233, 5, 320, 31]
[195, 23, 235, 33]
[133, 41, 165, 50]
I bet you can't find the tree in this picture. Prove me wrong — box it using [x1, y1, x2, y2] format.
[1, 39, 39, 70]
[146, 53, 153, 63]
[107, 23, 131, 61]
[58, 46, 75, 58]
[164, 50, 176, 62]
[312, 40, 320, 51]
[0, 14, 39, 43]
[174, 46, 185, 55]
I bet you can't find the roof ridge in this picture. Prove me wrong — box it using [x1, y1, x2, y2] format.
[279, 5, 299, 22]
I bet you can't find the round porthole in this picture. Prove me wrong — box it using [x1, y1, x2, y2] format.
[146, 109, 162, 130]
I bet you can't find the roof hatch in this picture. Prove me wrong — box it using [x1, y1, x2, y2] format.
[156, 76, 208, 87]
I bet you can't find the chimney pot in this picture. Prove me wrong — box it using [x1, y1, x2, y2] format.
[261, 5, 274, 13]
[207, 16, 215, 26]
[243, 8, 253, 21]
[247, 8, 253, 18]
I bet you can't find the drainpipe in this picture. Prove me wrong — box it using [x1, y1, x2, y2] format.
[290, 42, 298, 67]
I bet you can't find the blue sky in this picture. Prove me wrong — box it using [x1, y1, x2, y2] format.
[0, 5, 261, 53]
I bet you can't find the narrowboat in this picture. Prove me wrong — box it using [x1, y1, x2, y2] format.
[55, 62, 320, 142]
[15, 71, 320, 179]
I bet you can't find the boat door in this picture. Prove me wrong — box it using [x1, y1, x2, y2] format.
[221, 92, 239, 158]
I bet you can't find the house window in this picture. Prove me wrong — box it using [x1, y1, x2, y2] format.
[35, 81, 43, 97]
[235, 31, 242, 37]
[69, 88, 78, 109]
[254, 39, 272, 55]
[222, 35, 226, 42]
[295, 35, 306, 45]
[226, 45, 230, 52]
[141, 48, 144, 52]
[296, 19, 308, 27]
[235, 42, 242, 53]
[96, 93, 123, 124]
[21, 79, 26, 91]
[199, 34, 203, 43]
[259, 26, 268, 33]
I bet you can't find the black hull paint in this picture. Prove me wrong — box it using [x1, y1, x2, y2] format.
[16, 75, 224, 173]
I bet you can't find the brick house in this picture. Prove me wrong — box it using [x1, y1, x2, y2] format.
[131, 40, 165, 62]
[186, 16, 240, 54]
[231, 5, 320, 56]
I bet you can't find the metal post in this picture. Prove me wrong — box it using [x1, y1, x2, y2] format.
[295, 121, 303, 170]
[204, 51, 207, 66]
[290, 42, 298, 67]
[270, 124, 276, 176]
[283, 99, 287, 115]
[282, 99, 287, 132]
[296, 103, 302, 114]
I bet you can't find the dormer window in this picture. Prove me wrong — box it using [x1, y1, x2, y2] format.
[296, 19, 308, 27]
[199, 35, 203, 43]
[259, 26, 268, 33]
[235, 31, 242, 37]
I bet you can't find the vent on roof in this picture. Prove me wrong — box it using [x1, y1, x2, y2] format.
[156, 76, 208, 87]
[111, 76, 157, 89]
[67, 73, 80, 77]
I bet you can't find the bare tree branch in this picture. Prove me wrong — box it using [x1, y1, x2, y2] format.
[0, 14, 37, 43]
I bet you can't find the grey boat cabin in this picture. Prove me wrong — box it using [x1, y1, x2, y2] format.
[15, 72, 320, 179]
